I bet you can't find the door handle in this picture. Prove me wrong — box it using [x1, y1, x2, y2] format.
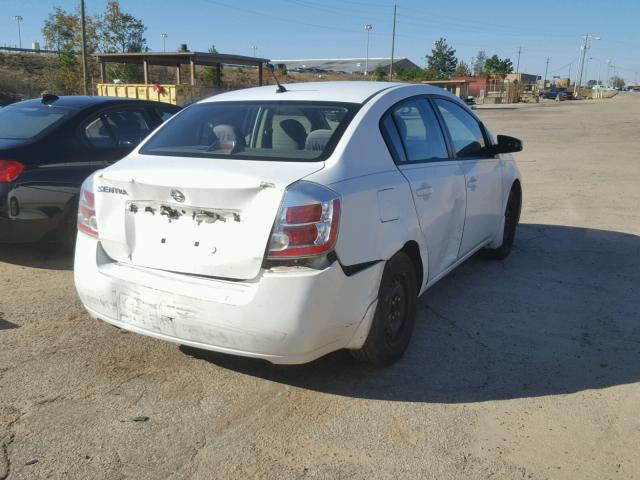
[466, 177, 479, 190]
[415, 184, 434, 200]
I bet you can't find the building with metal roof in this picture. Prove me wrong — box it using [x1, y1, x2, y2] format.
[271, 57, 420, 75]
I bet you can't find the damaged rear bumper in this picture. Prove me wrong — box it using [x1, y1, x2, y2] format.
[74, 233, 382, 364]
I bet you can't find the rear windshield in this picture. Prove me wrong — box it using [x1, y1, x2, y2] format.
[139, 101, 359, 161]
[0, 105, 69, 139]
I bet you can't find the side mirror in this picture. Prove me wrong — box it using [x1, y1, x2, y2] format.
[489, 134, 523, 155]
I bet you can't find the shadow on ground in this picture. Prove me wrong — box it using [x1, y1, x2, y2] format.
[183, 223, 640, 403]
[0, 242, 73, 270]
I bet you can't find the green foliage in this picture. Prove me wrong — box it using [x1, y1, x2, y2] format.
[453, 60, 471, 77]
[42, 1, 149, 87]
[425, 38, 458, 80]
[99, 0, 147, 53]
[472, 50, 487, 76]
[484, 55, 514, 77]
[372, 66, 386, 81]
[202, 45, 224, 87]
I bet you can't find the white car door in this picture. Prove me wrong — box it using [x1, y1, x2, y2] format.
[381, 97, 466, 282]
[433, 98, 503, 257]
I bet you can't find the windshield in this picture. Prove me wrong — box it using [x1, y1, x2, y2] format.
[0, 104, 69, 139]
[140, 101, 359, 161]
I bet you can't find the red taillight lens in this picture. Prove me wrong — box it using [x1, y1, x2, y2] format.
[268, 182, 341, 259]
[0, 160, 25, 182]
[77, 176, 98, 237]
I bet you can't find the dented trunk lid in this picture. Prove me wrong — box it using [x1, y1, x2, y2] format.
[93, 154, 324, 280]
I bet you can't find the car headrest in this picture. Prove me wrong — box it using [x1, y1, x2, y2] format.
[305, 129, 333, 152]
[279, 119, 307, 149]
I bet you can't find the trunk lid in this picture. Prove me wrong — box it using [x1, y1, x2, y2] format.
[94, 154, 323, 280]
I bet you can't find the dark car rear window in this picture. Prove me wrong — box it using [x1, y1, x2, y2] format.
[139, 101, 359, 162]
[0, 105, 70, 139]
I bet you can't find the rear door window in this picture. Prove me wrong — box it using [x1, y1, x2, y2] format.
[140, 101, 358, 161]
[102, 109, 152, 147]
[388, 98, 449, 162]
[84, 117, 116, 149]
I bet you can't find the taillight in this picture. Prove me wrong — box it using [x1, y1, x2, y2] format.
[268, 181, 341, 259]
[77, 175, 98, 237]
[0, 160, 25, 182]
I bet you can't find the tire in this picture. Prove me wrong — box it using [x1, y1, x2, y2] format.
[484, 187, 519, 260]
[351, 251, 418, 366]
[57, 202, 78, 253]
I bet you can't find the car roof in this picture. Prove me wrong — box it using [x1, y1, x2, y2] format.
[203, 81, 448, 104]
[13, 96, 177, 110]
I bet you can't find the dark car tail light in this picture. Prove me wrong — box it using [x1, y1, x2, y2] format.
[267, 181, 341, 259]
[78, 175, 98, 237]
[0, 160, 25, 182]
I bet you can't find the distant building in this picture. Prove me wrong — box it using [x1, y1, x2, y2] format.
[272, 57, 420, 75]
[505, 73, 539, 85]
[451, 76, 490, 97]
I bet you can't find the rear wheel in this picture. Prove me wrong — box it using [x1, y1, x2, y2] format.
[351, 252, 417, 366]
[57, 201, 78, 252]
[484, 187, 519, 260]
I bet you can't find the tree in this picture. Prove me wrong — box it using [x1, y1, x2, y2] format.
[426, 38, 458, 80]
[484, 55, 514, 77]
[453, 60, 471, 77]
[372, 66, 386, 81]
[42, 7, 100, 54]
[99, 0, 146, 53]
[202, 45, 224, 87]
[472, 50, 487, 76]
[610, 76, 625, 89]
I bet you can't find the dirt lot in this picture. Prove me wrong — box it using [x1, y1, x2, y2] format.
[1, 94, 639, 480]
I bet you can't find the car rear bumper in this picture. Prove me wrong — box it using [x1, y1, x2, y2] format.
[74, 233, 383, 364]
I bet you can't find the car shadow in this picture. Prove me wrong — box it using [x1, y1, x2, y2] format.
[0, 242, 74, 271]
[182, 223, 640, 403]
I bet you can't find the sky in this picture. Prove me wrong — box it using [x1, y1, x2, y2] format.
[0, 0, 638, 83]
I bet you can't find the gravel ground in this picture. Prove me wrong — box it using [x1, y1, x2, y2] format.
[1, 94, 639, 480]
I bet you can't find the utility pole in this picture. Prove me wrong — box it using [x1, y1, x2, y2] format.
[161, 33, 168, 52]
[389, 4, 397, 81]
[79, 1, 89, 95]
[573, 33, 600, 96]
[584, 57, 592, 87]
[13, 16, 23, 49]
[515, 46, 522, 75]
[543, 57, 550, 88]
[364, 24, 372, 76]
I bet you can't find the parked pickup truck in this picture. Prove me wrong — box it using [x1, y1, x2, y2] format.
[540, 88, 573, 100]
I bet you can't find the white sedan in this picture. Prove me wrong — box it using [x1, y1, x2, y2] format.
[74, 81, 523, 366]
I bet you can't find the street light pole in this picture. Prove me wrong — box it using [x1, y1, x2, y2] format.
[251, 45, 258, 58]
[364, 24, 372, 76]
[13, 16, 23, 49]
[161, 33, 168, 52]
[389, 4, 397, 81]
[574, 34, 600, 95]
[515, 46, 522, 75]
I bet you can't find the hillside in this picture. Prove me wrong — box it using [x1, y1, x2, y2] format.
[0, 52, 57, 105]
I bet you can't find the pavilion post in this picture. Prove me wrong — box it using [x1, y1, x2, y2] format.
[143, 58, 149, 84]
[99, 61, 106, 83]
[176, 64, 181, 84]
[190, 58, 196, 86]
[258, 62, 263, 86]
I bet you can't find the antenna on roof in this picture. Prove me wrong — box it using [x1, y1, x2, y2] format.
[266, 63, 287, 93]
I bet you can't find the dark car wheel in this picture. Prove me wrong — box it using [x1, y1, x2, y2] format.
[484, 187, 520, 260]
[57, 201, 78, 252]
[351, 251, 418, 367]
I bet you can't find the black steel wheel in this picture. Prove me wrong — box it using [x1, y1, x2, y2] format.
[351, 251, 418, 366]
